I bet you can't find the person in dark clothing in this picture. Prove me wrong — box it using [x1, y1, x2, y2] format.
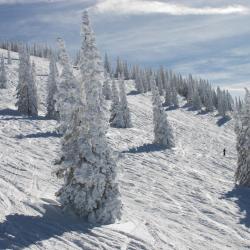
[223, 148, 226, 156]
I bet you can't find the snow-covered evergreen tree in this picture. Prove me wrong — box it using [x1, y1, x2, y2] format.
[56, 11, 121, 224]
[123, 61, 130, 80]
[151, 78, 174, 148]
[46, 55, 59, 119]
[30, 61, 39, 114]
[119, 77, 132, 128]
[187, 75, 194, 105]
[226, 90, 234, 112]
[217, 87, 229, 117]
[171, 86, 179, 108]
[135, 71, 145, 93]
[235, 89, 250, 187]
[110, 79, 123, 127]
[164, 83, 172, 106]
[16, 46, 38, 116]
[235, 97, 243, 112]
[164, 75, 179, 108]
[115, 57, 123, 78]
[0, 55, 7, 89]
[7, 47, 12, 65]
[204, 88, 214, 112]
[192, 88, 202, 110]
[104, 52, 111, 74]
[55, 38, 79, 133]
[156, 70, 164, 96]
[141, 70, 149, 93]
[102, 72, 112, 100]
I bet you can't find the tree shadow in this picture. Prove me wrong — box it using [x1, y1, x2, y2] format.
[216, 116, 231, 127]
[196, 110, 209, 115]
[224, 187, 250, 228]
[164, 106, 179, 111]
[0, 108, 53, 121]
[181, 103, 191, 109]
[0, 204, 95, 249]
[187, 106, 201, 112]
[127, 90, 140, 96]
[122, 143, 167, 154]
[1, 115, 51, 121]
[0, 108, 21, 117]
[15, 131, 61, 139]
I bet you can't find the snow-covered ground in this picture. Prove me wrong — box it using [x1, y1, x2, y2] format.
[0, 49, 250, 250]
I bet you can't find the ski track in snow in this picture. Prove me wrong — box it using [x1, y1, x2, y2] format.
[0, 49, 249, 249]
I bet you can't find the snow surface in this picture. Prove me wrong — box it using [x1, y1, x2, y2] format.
[0, 48, 250, 249]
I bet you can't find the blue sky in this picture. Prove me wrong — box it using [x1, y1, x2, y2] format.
[0, 0, 249, 96]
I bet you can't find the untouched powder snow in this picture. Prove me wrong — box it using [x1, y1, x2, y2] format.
[0, 49, 250, 249]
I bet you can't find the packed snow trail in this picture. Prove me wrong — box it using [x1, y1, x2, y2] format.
[0, 49, 249, 249]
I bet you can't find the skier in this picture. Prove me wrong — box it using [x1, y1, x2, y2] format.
[223, 148, 226, 157]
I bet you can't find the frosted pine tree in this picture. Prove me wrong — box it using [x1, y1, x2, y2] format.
[119, 77, 132, 128]
[102, 72, 112, 100]
[16, 46, 38, 116]
[135, 72, 145, 93]
[151, 78, 174, 148]
[235, 89, 250, 187]
[123, 61, 130, 80]
[56, 38, 79, 133]
[46, 55, 59, 119]
[7, 47, 12, 65]
[156, 71, 164, 96]
[30, 62, 39, 115]
[164, 82, 172, 107]
[110, 78, 123, 127]
[192, 89, 202, 110]
[56, 11, 121, 224]
[115, 57, 123, 78]
[170, 77, 179, 108]
[0, 55, 7, 89]
[218, 89, 228, 117]
[104, 52, 111, 74]
[204, 87, 214, 112]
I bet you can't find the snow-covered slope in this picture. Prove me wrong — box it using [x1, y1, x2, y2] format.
[0, 49, 249, 250]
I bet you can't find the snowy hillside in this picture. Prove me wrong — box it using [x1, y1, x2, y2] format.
[0, 48, 249, 250]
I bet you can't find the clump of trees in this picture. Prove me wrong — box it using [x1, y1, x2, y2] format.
[102, 55, 234, 117]
[235, 89, 250, 187]
[0, 55, 7, 89]
[110, 76, 132, 128]
[0, 41, 54, 59]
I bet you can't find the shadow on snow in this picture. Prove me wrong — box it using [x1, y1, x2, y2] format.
[127, 90, 140, 96]
[122, 143, 167, 154]
[0, 204, 95, 249]
[216, 116, 231, 127]
[224, 186, 250, 228]
[15, 131, 61, 139]
[164, 106, 179, 111]
[0, 108, 21, 117]
[0, 108, 54, 121]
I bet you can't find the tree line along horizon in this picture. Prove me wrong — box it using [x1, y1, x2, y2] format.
[0, 10, 249, 225]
